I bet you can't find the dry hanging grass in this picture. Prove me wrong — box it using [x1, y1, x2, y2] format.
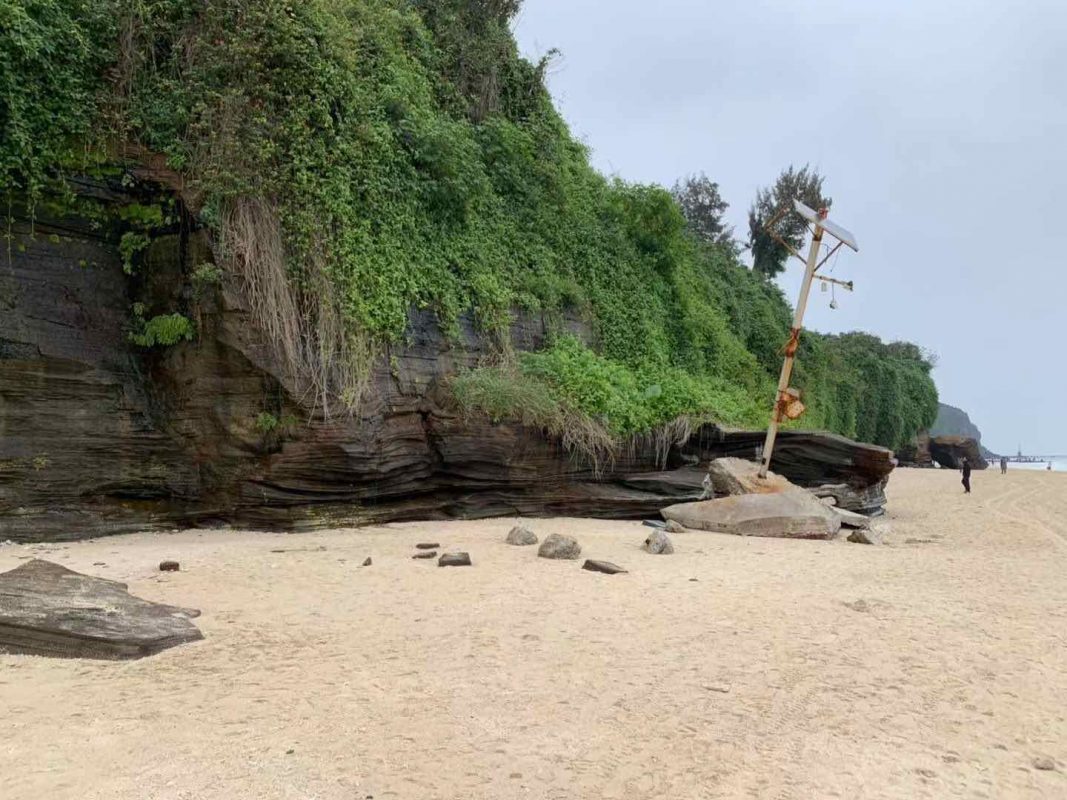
[214, 196, 375, 415]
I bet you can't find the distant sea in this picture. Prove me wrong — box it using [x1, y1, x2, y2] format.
[1004, 457, 1067, 473]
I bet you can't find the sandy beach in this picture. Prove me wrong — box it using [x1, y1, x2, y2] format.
[2, 468, 1065, 799]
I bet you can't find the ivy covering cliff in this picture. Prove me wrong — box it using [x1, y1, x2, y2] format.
[0, 0, 937, 449]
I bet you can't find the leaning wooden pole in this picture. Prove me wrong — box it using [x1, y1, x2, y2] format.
[757, 220, 825, 479]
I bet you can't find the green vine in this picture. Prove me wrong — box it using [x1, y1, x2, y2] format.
[0, 0, 937, 448]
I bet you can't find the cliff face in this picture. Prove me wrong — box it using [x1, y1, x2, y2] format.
[0, 182, 896, 542]
[930, 403, 997, 458]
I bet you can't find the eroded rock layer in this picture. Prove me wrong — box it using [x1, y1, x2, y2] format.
[0, 181, 896, 541]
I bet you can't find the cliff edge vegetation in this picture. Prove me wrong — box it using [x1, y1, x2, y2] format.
[1, 0, 937, 449]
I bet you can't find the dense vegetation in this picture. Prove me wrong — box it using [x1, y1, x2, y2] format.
[0, 0, 937, 450]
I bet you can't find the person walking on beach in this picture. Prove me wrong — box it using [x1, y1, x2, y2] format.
[961, 457, 972, 494]
[1000, 456, 1007, 474]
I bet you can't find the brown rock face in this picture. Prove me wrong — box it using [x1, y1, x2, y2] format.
[0, 179, 898, 541]
[928, 436, 988, 470]
[896, 432, 934, 468]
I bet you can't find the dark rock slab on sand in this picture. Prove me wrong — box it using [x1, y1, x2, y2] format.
[438, 552, 472, 567]
[0, 559, 202, 660]
[582, 560, 627, 575]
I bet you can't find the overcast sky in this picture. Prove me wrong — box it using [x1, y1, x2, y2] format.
[514, 0, 1067, 455]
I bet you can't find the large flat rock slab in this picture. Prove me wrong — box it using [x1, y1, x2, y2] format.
[0, 560, 203, 660]
[661, 491, 841, 540]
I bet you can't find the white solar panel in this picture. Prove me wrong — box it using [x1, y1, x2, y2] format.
[793, 199, 858, 251]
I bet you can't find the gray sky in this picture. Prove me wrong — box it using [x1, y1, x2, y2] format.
[514, 0, 1067, 455]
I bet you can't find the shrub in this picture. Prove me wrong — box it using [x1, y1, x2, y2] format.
[130, 313, 195, 347]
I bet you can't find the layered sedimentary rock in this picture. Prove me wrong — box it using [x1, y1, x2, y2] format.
[896, 432, 934, 468]
[677, 428, 895, 514]
[0, 179, 897, 541]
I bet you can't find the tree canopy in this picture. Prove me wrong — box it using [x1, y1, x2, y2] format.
[671, 173, 737, 252]
[748, 165, 831, 278]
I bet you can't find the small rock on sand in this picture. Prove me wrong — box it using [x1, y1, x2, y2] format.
[582, 559, 627, 575]
[537, 534, 581, 560]
[663, 520, 686, 534]
[505, 526, 538, 546]
[412, 551, 436, 560]
[644, 530, 674, 554]
[415, 542, 439, 550]
[1033, 756, 1056, 771]
[362, 557, 372, 567]
[847, 528, 884, 545]
[159, 560, 180, 572]
[438, 552, 472, 567]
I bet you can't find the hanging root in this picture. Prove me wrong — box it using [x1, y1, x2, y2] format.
[623, 415, 698, 470]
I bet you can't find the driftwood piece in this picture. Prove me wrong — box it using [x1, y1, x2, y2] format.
[0, 560, 202, 660]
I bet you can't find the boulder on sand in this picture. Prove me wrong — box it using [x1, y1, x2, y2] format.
[661, 491, 841, 540]
[505, 526, 538, 546]
[643, 530, 675, 554]
[537, 533, 581, 560]
[0, 559, 202, 660]
[847, 527, 884, 545]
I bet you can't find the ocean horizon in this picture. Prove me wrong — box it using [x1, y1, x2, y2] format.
[1003, 457, 1067, 472]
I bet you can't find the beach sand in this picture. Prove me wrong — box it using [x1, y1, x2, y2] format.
[2, 468, 1066, 799]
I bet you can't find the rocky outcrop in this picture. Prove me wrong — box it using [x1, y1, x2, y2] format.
[896, 432, 933, 468]
[0, 177, 898, 542]
[928, 436, 988, 470]
[931, 403, 998, 459]
[678, 429, 895, 514]
[900, 403, 998, 466]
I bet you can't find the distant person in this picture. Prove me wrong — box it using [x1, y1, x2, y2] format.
[1048, 461, 1053, 471]
[961, 457, 972, 494]
[1000, 456, 1007, 474]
